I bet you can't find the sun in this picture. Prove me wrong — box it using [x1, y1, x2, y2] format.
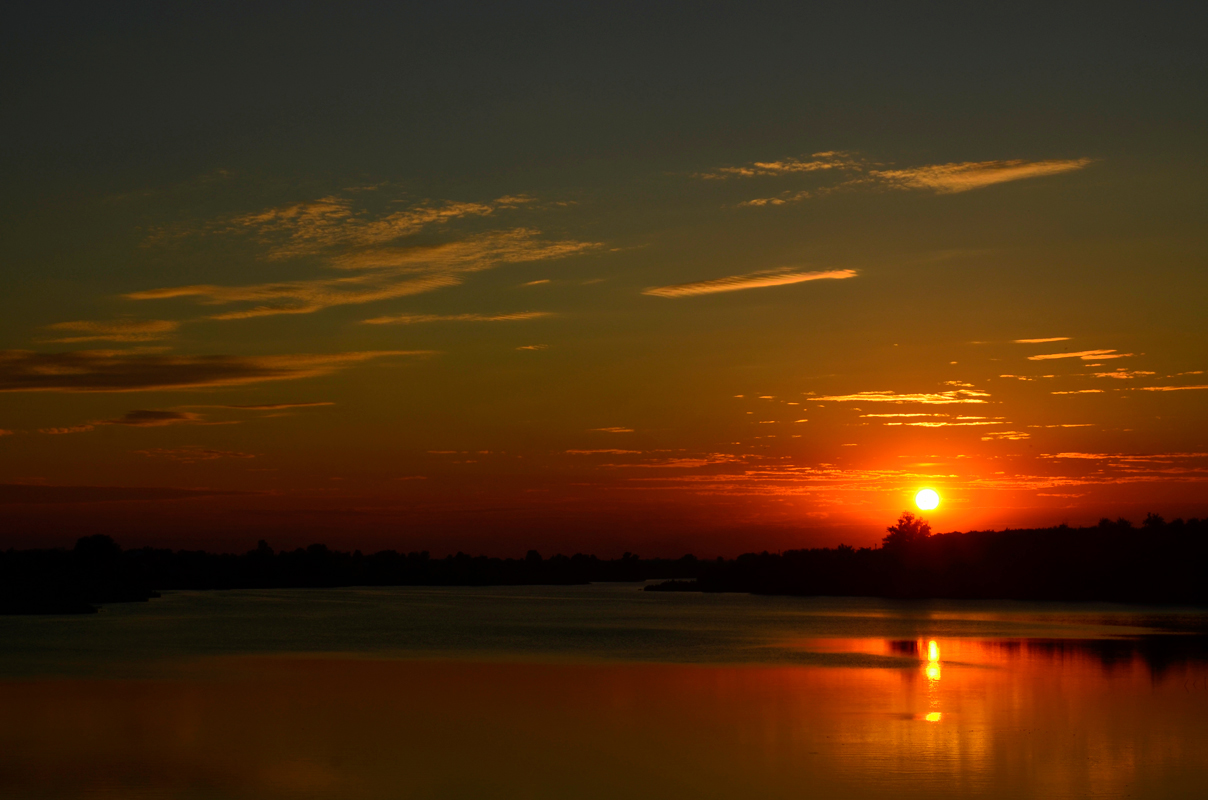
[915, 488, 940, 511]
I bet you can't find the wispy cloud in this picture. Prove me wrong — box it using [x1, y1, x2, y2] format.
[884, 421, 997, 427]
[39, 425, 96, 435]
[1014, 337, 1070, 344]
[981, 431, 1031, 441]
[1092, 369, 1155, 379]
[704, 153, 1093, 206]
[0, 349, 428, 392]
[226, 195, 534, 259]
[591, 427, 633, 433]
[43, 319, 181, 343]
[100, 410, 207, 427]
[131, 230, 596, 319]
[644, 268, 857, 298]
[516, 344, 548, 351]
[1051, 389, 1104, 394]
[736, 190, 814, 207]
[565, 449, 643, 455]
[861, 413, 941, 418]
[869, 159, 1092, 194]
[362, 311, 549, 325]
[1134, 384, 1208, 392]
[695, 152, 859, 179]
[197, 402, 335, 410]
[811, 389, 989, 404]
[1044, 452, 1208, 461]
[1028, 349, 1131, 361]
[136, 446, 256, 463]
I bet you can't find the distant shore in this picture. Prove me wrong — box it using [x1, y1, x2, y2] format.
[4, 515, 1204, 614]
[646, 515, 1208, 606]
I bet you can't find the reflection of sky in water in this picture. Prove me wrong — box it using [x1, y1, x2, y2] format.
[2, 585, 1207, 799]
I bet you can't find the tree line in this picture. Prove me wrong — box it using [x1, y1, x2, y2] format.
[647, 513, 1208, 605]
[0, 536, 701, 614]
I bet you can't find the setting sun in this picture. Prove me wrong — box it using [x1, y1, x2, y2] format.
[915, 489, 940, 511]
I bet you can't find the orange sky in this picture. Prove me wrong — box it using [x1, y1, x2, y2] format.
[1, 5, 1205, 554]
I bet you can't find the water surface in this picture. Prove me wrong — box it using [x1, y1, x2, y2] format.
[1, 584, 1206, 798]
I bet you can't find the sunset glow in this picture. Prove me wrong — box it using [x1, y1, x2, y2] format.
[2, 9, 1206, 800]
[0, 4, 1204, 559]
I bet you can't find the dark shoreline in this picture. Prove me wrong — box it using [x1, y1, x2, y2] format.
[646, 515, 1208, 607]
[4, 515, 1205, 614]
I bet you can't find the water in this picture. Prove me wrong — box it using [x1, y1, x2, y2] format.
[2, 583, 1206, 798]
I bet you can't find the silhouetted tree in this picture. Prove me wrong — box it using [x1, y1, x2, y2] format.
[882, 511, 931, 549]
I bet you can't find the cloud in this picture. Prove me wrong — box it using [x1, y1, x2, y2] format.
[226, 195, 535, 259]
[565, 449, 643, 455]
[136, 446, 256, 463]
[1028, 349, 1131, 361]
[362, 311, 549, 325]
[699, 153, 1092, 205]
[516, 344, 548, 351]
[737, 190, 813, 207]
[102, 409, 207, 427]
[592, 427, 633, 433]
[695, 152, 859, 179]
[0, 483, 247, 505]
[130, 229, 596, 319]
[39, 425, 97, 434]
[0, 429, 12, 437]
[0, 349, 428, 392]
[981, 431, 1031, 441]
[812, 389, 988, 404]
[1044, 452, 1208, 461]
[1093, 369, 1155, 379]
[1014, 337, 1070, 344]
[1134, 384, 1208, 392]
[201, 402, 336, 410]
[885, 421, 997, 427]
[43, 319, 181, 343]
[1051, 389, 1104, 395]
[869, 159, 1092, 194]
[644, 268, 857, 298]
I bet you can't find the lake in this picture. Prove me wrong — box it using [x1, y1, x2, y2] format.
[2, 583, 1206, 799]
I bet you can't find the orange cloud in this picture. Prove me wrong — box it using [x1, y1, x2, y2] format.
[38, 425, 97, 435]
[565, 449, 643, 455]
[1134, 385, 1208, 392]
[981, 431, 1031, 440]
[1028, 349, 1130, 361]
[695, 152, 859, 179]
[363, 311, 549, 325]
[0, 349, 429, 392]
[227, 195, 532, 259]
[812, 389, 988, 404]
[130, 230, 595, 319]
[644, 268, 857, 298]
[43, 319, 181, 343]
[1013, 337, 1070, 344]
[1093, 369, 1155, 379]
[870, 158, 1092, 193]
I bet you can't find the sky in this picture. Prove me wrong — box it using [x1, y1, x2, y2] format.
[1, 2, 1205, 555]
